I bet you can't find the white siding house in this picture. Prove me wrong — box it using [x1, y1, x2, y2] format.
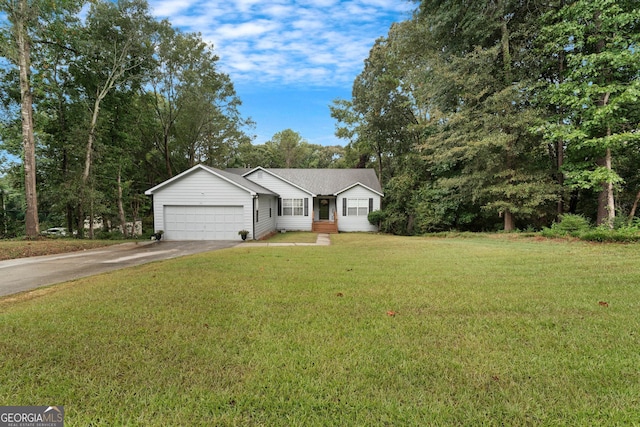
[337, 184, 382, 233]
[146, 165, 383, 240]
[145, 165, 277, 241]
[253, 193, 278, 239]
[242, 168, 314, 232]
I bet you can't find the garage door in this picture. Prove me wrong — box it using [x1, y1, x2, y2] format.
[163, 206, 245, 240]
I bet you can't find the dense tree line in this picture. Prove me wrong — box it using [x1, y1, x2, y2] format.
[0, 0, 345, 238]
[2, 0, 638, 238]
[333, 0, 640, 234]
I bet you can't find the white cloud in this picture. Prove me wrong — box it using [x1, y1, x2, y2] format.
[148, 0, 414, 87]
[150, 0, 199, 16]
[215, 20, 282, 39]
[291, 18, 325, 31]
[261, 4, 295, 18]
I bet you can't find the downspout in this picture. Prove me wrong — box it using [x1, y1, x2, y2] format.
[252, 195, 257, 240]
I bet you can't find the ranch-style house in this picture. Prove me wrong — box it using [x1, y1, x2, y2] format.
[145, 165, 383, 240]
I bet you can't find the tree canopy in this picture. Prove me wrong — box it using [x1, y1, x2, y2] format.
[334, 0, 640, 234]
[0, 0, 258, 237]
[2, 0, 639, 238]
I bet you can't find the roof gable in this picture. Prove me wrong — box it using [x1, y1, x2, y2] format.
[242, 167, 315, 196]
[334, 181, 384, 197]
[145, 164, 277, 196]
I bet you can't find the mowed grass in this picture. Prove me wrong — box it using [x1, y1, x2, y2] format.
[0, 239, 126, 261]
[1, 234, 639, 425]
[262, 231, 319, 243]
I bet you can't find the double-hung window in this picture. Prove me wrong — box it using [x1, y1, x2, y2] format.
[282, 198, 304, 216]
[347, 198, 370, 216]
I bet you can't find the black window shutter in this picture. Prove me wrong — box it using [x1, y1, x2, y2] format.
[278, 198, 282, 216]
[342, 198, 347, 216]
[369, 198, 374, 212]
[304, 198, 309, 216]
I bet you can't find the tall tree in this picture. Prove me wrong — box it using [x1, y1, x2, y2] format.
[263, 129, 308, 168]
[416, 0, 557, 231]
[539, 0, 640, 227]
[0, 0, 84, 237]
[2, 1, 45, 236]
[33, 4, 85, 234]
[351, 33, 418, 186]
[71, 0, 155, 236]
[144, 23, 251, 176]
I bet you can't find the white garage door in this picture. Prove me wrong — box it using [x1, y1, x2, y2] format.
[163, 206, 245, 240]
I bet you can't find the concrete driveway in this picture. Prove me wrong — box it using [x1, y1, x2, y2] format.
[0, 240, 239, 297]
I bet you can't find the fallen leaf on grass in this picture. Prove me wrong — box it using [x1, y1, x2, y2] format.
[386, 310, 397, 317]
[598, 301, 609, 307]
[336, 292, 344, 297]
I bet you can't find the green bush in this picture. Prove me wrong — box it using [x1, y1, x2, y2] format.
[579, 226, 640, 243]
[553, 214, 591, 234]
[367, 210, 386, 227]
[541, 214, 640, 242]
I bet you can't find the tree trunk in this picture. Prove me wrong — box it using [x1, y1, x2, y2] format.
[504, 209, 514, 232]
[88, 187, 94, 239]
[131, 194, 140, 236]
[605, 147, 615, 227]
[376, 146, 383, 188]
[501, 14, 515, 233]
[163, 132, 173, 177]
[557, 138, 564, 220]
[556, 50, 565, 220]
[594, 12, 615, 228]
[596, 136, 615, 228]
[76, 203, 84, 238]
[0, 190, 6, 236]
[66, 202, 74, 235]
[629, 189, 640, 222]
[83, 97, 102, 182]
[16, 0, 39, 238]
[117, 166, 128, 238]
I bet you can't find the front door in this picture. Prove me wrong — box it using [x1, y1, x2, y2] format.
[319, 199, 330, 220]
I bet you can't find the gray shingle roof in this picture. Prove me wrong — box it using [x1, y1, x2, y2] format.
[227, 168, 383, 196]
[201, 166, 278, 196]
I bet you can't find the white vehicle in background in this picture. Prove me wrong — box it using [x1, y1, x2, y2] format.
[42, 227, 68, 236]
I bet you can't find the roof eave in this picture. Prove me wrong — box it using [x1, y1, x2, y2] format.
[334, 182, 384, 197]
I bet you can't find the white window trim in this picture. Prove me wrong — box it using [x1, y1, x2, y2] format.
[347, 198, 369, 216]
[282, 198, 304, 216]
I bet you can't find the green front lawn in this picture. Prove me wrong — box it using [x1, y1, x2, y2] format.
[1, 234, 639, 425]
[261, 231, 319, 243]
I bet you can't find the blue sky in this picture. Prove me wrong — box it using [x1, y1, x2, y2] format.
[147, 0, 415, 146]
